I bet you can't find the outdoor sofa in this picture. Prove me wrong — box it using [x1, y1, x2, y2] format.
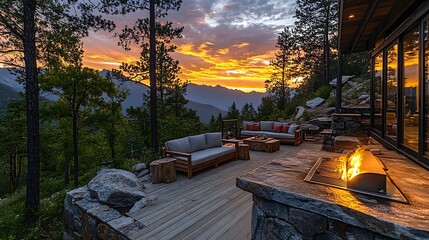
[164, 132, 238, 179]
[240, 121, 303, 146]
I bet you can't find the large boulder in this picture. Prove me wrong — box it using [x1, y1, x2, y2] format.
[306, 97, 325, 109]
[88, 169, 146, 208]
[329, 75, 354, 87]
[295, 106, 305, 120]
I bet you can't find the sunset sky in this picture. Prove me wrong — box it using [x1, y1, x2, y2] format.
[82, 0, 296, 92]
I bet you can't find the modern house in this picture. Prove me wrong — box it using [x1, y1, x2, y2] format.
[339, 0, 429, 168]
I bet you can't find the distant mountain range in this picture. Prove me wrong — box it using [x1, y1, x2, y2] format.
[0, 68, 263, 123]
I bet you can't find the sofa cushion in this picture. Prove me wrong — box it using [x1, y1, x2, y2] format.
[188, 134, 207, 152]
[254, 124, 261, 131]
[260, 121, 274, 131]
[205, 132, 222, 148]
[272, 124, 282, 132]
[166, 137, 191, 153]
[288, 124, 299, 134]
[175, 147, 236, 165]
[265, 132, 294, 139]
[282, 125, 290, 133]
[248, 123, 255, 131]
[241, 130, 271, 136]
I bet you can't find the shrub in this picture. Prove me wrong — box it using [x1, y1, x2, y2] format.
[326, 96, 336, 107]
[302, 110, 316, 121]
[316, 85, 332, 99]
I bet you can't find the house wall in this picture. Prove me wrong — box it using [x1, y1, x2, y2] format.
[370, 2, 429, 168]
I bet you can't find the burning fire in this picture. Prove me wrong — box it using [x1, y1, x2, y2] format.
[338, 147, 365, 181]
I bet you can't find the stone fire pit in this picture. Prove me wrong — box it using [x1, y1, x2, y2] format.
[236, 148, 429, 239]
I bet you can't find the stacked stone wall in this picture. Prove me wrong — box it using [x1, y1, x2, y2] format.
[64, 187, 144, 240]
[251, 196, 394, 240]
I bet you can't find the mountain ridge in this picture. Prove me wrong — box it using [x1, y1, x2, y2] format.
[1, 68, 256, 123]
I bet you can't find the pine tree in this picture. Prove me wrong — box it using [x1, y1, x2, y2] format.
[294, 0, 339, 89]
[226, 102, 240, 119]
[241, 103, 257, 120]
[0, 0, 114, 207]
[114, 0, 183, 154]
[257, 96, 275, 120]
[265, 27, 296, 112]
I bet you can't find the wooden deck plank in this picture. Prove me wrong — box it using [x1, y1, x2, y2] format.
[172, 191, 251, 240]
[128, 143, 319, 240]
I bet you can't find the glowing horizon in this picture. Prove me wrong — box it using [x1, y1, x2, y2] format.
[80, 0, 297, 93]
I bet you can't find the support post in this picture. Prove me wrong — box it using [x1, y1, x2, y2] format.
[149, 0, 158, 158]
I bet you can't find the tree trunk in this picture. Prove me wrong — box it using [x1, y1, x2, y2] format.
[149, 0, 159, 159]
[324, 5, 331, 86]
[64, 141, 70, 185]
[280, 53, 286, 111]
[23, 0, 40, 208]
[72, 111, 79, 187]
[109, 122, 115, 161]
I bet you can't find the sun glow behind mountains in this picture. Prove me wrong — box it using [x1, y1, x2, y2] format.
[81, 0, 297, 93]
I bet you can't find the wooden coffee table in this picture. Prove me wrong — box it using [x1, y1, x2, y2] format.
[243, 137, 280, 152]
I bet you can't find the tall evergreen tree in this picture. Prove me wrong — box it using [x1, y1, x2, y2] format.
[265, 27, 296, 112]
[113, 0, 183, 154]
[0, 0, 114, 207]
[226, 102, 240, 119]
[257, 96, 275, 120]
[294, 0, 339, 89]
[241, 103, 257, 120]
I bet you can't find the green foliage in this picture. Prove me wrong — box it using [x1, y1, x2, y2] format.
[326, 96, 336, 107]
[240, 103, 257, 121]
[265, 27, 296, 111]
[226, 102, 239, 119]
[302, 110, 316, 121]
[316, 85, 332, 99]
[0, 189, 66, 239]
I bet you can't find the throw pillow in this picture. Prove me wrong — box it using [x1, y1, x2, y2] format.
[282, 125, 289, 133]
[272, 124, 282, 132]
[248, 123, 255, 131]
[254, 124, 261, 131]
[288, 124, 298, 134]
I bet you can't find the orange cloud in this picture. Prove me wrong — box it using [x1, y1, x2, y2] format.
[82, 35, 281, 93]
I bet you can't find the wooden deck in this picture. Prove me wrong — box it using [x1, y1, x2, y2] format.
[128, 142, 321, 240]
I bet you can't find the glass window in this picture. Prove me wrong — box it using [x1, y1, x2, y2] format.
[374, 53, 383, 132]
[402, 27, 419, 151]
[425, 20, 429, 156]
[386, 44, 398, 139]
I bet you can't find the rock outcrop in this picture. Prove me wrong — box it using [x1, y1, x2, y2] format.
[88, 169, 146, 209]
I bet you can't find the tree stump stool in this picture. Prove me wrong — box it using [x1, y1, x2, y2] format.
[150, 158, 177, 184]
[265, 139, 280, 152]
[238, 143, 250, 160]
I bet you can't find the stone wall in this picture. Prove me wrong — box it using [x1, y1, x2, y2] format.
[332, 113, 367, 137]
[322, 113, 369, 151]
[64, 187, 144, 240]
[251, 196, 393, 240]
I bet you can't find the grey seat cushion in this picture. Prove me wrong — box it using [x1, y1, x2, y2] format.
[166, 137, 191, 153]
[175, 147, 236, 165]
[241, 130, 271, 136]
[265, 132, 294, 139]
[241, 130, 294, 139]
[188, 134, 207, 152]
[205, 132, 222, 148]
[260, 121, 274, 131]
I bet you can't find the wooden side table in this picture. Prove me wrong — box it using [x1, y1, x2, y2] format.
[238, 143, 250, 160]
[150, 158, 177, 184]
[265, 139, 280, 152]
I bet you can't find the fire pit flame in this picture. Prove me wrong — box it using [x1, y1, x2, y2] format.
[338, 147, 365, 181]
